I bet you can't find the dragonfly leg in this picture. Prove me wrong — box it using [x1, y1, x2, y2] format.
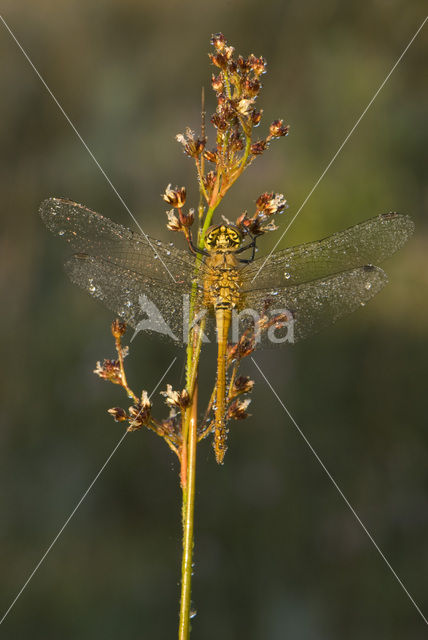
[237, 234, 257, 263]
[187, 232, 210, 257]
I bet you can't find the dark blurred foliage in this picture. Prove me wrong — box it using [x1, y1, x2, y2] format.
[0, 2, 427, 638]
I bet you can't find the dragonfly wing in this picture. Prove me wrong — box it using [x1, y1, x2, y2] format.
[241, 213, 414, 290]
[40, 198, 209, 286]
[64, 254, 213, 345]
[240, 265, 388, 346]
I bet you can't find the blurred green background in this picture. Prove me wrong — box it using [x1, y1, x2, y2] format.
[0, 2, 427, 638]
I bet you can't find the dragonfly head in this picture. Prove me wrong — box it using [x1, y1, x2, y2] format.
[204, 225, 242, 253]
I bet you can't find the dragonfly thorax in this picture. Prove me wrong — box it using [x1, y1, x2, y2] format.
[204, 224, 242, 253]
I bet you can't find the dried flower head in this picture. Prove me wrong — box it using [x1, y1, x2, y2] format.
[227, 333, 256, 361]
[176, 128, 206, 158]
[269, 119, 290, 138]
[166, 209, 182, 232]
[128, 391, 152, 431]
[227, 398, 251, 420]
[256, 192, 287, 217]
[94, 359, 121, 384]
[108, 406, 127, 422]
[250, 139, 268, 156]
[211, 32, 226, 51]
[232, 376, 255, 396]
[161, 384, 190, 409]
[203, 149, 218, 163]
[211, 73, 224, 93]
[162, 184, 186, 208]
[111, 319, 126, 338]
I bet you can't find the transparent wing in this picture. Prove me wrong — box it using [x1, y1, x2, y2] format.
[65, 254, 216, 345]
[241, 213, 414, 290]
[39, 197, 210, 286]
[240, 265, 388, 346]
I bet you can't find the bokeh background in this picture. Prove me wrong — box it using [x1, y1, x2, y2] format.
[0, 2, 427, 638]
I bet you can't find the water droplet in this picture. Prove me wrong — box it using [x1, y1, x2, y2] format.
[360, 301, 366, 307]
[125, 300, 132, 308]
[58, 230, 65, 236]
[365, 282, 372, 290]
[190, 609, 197, 619]
[284, 272, 291, 280]
[166, 250, 171, 256]
[89, 285, 96, 293]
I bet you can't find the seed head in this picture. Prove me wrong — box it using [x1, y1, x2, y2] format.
[256, 192, 287, 216]
[227, 398, 251, 420]
[162, 184, 186, 208]
[228, 333, 255, 361]
[248, 54, 266, 76]
[166, 209, 182, 232]
[203, 149, 218, 163]
[111, 319, 126, 338]
[269, 119, 290, 138]
[108, 407, 127, 422]
[211, 73, 224, 93]
[176, 128, 206, 158]
[128, 391, 152, 431]
[161, 384, 190, 409]
[208, 52, 228, 70]
[251, 110, 262, 126]
[211, 32, 226, 51]
[236, 97, 255, 116]
[232, 375, 255, 396]
[250, 139, 268, 156]
[243, 78, 261, 98]
[223, 45, 235, 61]
[211, 113, 228, 131]
[178, 208, 194, 228]
[229, 130, 244, 152]
[202, 170, 217, 192]
[94, 359, 121, 384]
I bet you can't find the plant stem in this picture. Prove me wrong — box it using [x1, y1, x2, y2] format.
[178, 380, 198, 640]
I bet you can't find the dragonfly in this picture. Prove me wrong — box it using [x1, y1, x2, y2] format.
[39, 197, 414, 461]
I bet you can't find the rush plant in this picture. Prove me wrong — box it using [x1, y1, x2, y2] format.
[93, 33, 289, 639]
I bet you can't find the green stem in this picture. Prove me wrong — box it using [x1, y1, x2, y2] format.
[178, 381, 198, 640]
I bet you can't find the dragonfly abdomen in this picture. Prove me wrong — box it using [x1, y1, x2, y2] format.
[214, 306, 232, 464]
